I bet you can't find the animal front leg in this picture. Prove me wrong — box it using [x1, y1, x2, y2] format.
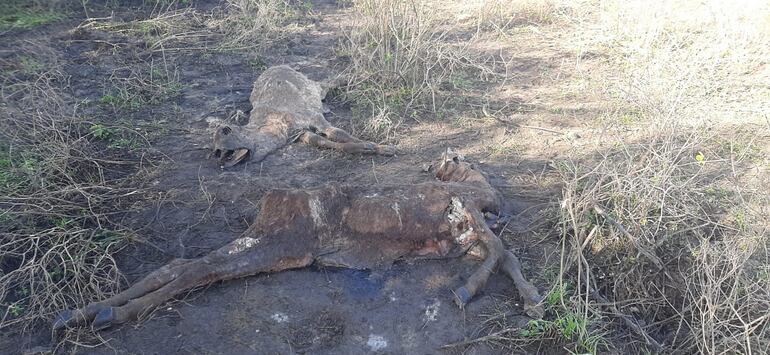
[453, 209, 505, 307]
[323, 127, 397, 155]
[322, 127, 364, 143]
[500, 250, 544, 319]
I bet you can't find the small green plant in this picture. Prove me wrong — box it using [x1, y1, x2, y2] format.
[8, 304, 24, 318]
[100, 65, 182, 110]
[93, 230, 128, 250]
[89, 123, 114, 140]
[54, 217, 73, 228]
[108, 137, 140, 150]
[248, 56, 268, 70]
[88, 124, 143, 150]
[18, 56, 44, 75]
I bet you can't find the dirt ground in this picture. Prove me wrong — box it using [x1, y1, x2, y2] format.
[0, 1, 586, 353]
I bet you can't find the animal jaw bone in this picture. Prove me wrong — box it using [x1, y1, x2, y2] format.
[210, 66, 397, 168]
[53, 154, 543, 331]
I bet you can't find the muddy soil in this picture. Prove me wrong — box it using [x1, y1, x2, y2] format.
[1, 0, 572, 353]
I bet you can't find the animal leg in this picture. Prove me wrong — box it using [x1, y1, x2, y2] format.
[91, 249, 314, 329]
[53, 237, 314, 331]
[499, 250, 544, 319]
[300, 131, 396, 156]
[454, 209, 505, 307]
[322, 127, 363, 143]
[53, 258, 193, 331]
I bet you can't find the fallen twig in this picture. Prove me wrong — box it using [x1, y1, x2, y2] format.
[590, 290, 664, 351]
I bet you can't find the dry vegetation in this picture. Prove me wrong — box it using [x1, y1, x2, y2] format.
[552, 1, 770, 353]
[351, 0, 767, 353]
[0, 0, 301, 336]
[0, 63, 152, 330]
[338, 0, 499, 139]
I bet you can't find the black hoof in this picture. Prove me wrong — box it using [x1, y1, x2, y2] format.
[454, 286, 473, 307]
[52, 310, 74, 331]
[92, 307, 115, 330]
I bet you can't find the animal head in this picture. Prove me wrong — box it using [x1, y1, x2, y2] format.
[429, 149, 479, 182]
[210, 125, 252, 168]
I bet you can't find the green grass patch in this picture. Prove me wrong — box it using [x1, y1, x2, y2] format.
[0, 2, 65, 29]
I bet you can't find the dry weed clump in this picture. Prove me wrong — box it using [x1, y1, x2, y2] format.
[0, 68, 151, 330]
[556, 123, 769, 353]
[339, 0, 496, 139]
[75, 8, 210, 52]
[208, 0, 298, 51]
[547, 1, 770, 352]
[101, 61, 182, 110]
[75, 0, 298, 54]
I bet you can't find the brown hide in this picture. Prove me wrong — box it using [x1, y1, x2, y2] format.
[211, 66, 395, 167]
[245, 179, 498, 269]
[52, 156, 543, 332]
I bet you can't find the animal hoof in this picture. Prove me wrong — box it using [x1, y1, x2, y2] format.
[52, 310, 74, 331]
[454, 286, 472, 307]
[377, 145, 397, 156]
[525, 303, 545, 320]
[92, 307, 115, 330]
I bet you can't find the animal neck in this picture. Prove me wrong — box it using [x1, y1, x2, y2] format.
[437, 163, 492, 189]
[244, 128, 289, 164]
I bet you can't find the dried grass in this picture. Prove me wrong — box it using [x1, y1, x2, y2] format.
[552, 0, 770, 352]
[0, 65, 152, 330]
[208, 0, 297, 52]
[339, 0, 497, 139]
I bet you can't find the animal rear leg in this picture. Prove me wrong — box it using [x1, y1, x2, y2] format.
[305, 130, 396, 156]
[322, 127, 363, 143]
[323, 127, 396, 155]
[500, 250, 544, 319]
[53, 258, 193, 331]
[299, 131, 368, 154]
[90, 246, 314, 329]
[454, 209, 504, 307]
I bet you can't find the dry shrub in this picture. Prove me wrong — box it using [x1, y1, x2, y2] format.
[551, 1, 770, 352]
[556, 121, 769, 352]
[76, 0, 296, 53]
[208, 0, 297, 51]
[339, 0, 495, 139]
[76, 8, 209, 52]
[0, 68, 151, 330]
[101, 61, 182, 110]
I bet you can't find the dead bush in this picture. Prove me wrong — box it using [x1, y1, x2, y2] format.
[339, 0, 495, 139]
[0, 68, 152, 330]
[555, 123, 769, 353]
[207, 0, 297, 51]
[534, 1, 770, 352]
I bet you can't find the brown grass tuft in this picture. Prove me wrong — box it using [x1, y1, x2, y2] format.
[338, 0, 497, 139]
